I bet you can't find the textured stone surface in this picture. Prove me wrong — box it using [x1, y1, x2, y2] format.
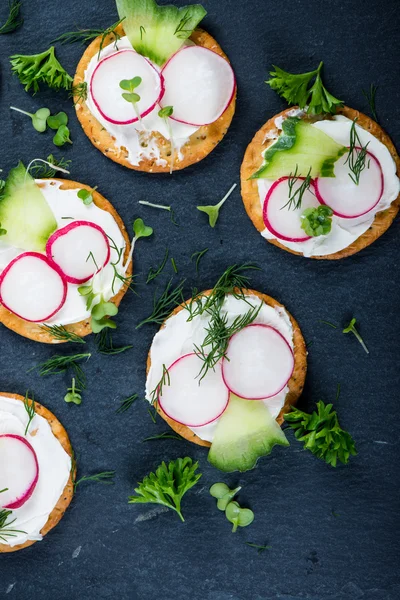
[0, 0, 399, 598]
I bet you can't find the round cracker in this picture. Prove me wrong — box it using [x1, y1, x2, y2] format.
[241, 106, 400, 259]
[0, 392, 74, 553]
[0, 179, 132, 344]
[73, 26, 236, 173]
[146, 288, 307, 447]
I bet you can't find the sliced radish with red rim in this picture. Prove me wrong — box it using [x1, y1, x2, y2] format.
[263, 177, 320, 242]
[46, 221, 111, 284]
[157, 353, 229, 428]
[160, 46, 236, 127]
[314, 148, 384, 218]
[0, 434, 39, 509]
[222, 324, 294, 400]
[0, 252, 67, 322]
[90, 49, 165, 125]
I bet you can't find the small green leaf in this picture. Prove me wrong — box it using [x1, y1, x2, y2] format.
[47, 111, 68, 130]
[225, 501, 254, 532]
[158, 105, 174, 119]
[0, 223, 7, 236]
[197, 183, 237, 228]
[92, 301, 118, 321]
[209, 483, 230, 499]
[53, 124, 72, 147]
[91, 316, 118, 333]
[133, 218, 153, 240]
[301, 205, 333, 237]
[120, 77, 142, 91]
[122, 92, 141, 104]
[77, 186, 97, 206]
[32, 108, 51, 132]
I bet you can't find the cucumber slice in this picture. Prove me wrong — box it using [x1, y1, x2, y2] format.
[208, 394, 289, 473]
[251, 117, 347, 179]
[116, 0, 207, 66]
[0, 162, 57, 252]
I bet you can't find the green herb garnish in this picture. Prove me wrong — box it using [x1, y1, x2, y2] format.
[23, 391, 35, 436]
[301, 205, 333, 237]
[10, 46, 73, 93]
[225, 502, 254, 533]
[41, 325, 85, 343]
[345, 119, 370, 186]
[170, 257, 178, 274]
[95, 329, 133, 355]
[148, 407, 157, 423]
[74, 471, 115, 492]
[136, 278, 185, 329]
[191, 248, 209, 274]
[0, 223, 7, 236]
[267, 62, 343, 115]
[343, 318, 369, 355]
[53, 124, 72, 147]
[139, 200, 178, 226]
[128, 457, 201, 522]
[0, 509, 26, 543]
[64, 377, 82, 405]
[197, 183, 237, 228]
[116, 393, 138, 414]
[283, 165, 312, 211]
[29, 155, 71, 178]
[77, 186, 98, 206]
[71, 81, 88, 103]
[120, 76, 142, 120]
[31, 353, 91, 389]
[362, 84, 378, 122]
[54, 17, 125, 59]
[10, 106, 50, 133]
[158, 106, 175, 173]
[142, 431, 184, 442]
[210, 483, 241, 511]
[47, 111, 68, 130]
[147, 248, 169, 283]
[0, 1, 23, 35]
[150, 363, 171, 405]
[245, 542, 271, 554]
[284, 401, 357, 467]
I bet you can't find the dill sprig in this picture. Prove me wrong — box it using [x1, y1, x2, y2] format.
[41, 324, 86, 344]
[245, 542, 271, 554]
[191, 248, 209, 274]
[345, 119, 370, 185]
[0, 509, 26, 543]
[138, 200, 178, 226]
[362, 84, 378, 122]
[74, 471, 115, 492]
[148, 407, 157, 423]
[136, 278, 185, 329]
[171, 258, 178, 274]
[143, 431, 184, 442]
[116, 393, 138, 414]
[282, 165, 313, 211]
[70, 81, 88, 104]
[95, 329, 133, 355]
[107, 235, 138, 295]
[150, 364, 170, 405]
[29, 155, 71, 179]
[53, 18, 125, 58]
[146, 248, 169, 283]
[23, 391, 35, 436]
[30, 353, 91, 389]
[0, 1, 23, 35]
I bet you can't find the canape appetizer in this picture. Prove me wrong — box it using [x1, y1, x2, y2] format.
[73, 0, 236, 173]
[241, 65, 400, 259]
[145, 268, 307, 472]
[0, 162, 131, 343]
[0, 392, 74, 552]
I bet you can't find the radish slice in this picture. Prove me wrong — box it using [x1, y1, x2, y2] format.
[160, 46, 236, 127]
[90, 49, 164, 125]
[0, 434, 39, 509]
[222, 324, 294, 400]
[0, 252, 67, 322]
[263, 177, 320, 242]
[315, 148, 384, 218]
[46, 221, 111, 284]
[158, 353, 229, 428]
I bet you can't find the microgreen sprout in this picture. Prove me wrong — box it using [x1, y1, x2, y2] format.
[0, 1, 23, 35]
[77, 186, 98, 206]
[10, 106, 50, 132]
[210, 483, 242, 511]
[197, 183, 237, 227]
[301, 205, 333, 237]
[23, 391, 35, 436]
[120, 77, 143, 122]
[64, 377, 82, 405]
[342, 318, 369, 355]
[28, 155, 71, 178]
[138, 200, 178, 226]
[53, 124, 72, 147]
[225, 502, 254, 533]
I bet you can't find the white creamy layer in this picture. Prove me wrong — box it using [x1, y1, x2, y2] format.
[146, 294, 293, 442]
[258, 115, 400, 257]
[0, 179, 126, 327]
[0, 395, 71, 547]
[84, 37, 199, 168]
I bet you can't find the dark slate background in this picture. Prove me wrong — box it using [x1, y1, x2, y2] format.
[0, 0, 399, 598]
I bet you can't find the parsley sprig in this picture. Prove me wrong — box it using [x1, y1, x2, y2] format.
[128, 458, 201, 522]
[267, 62, 343, 115]
[10, 46, 73, 93]
[284, 401, 357, 467]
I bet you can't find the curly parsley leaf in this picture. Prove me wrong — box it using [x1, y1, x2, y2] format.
[10, 46, 73, 93]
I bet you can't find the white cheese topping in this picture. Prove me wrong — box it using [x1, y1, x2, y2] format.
[145, 294, 293, 442]
[84, 37, 199, 168]
[0, 179, 126, 328]
[0, 396, 71, 547]
[257, 115, 400, 257]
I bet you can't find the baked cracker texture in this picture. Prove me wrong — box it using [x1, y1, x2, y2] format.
[73, 25, 236, 173]
[241, 106, 400, 259]
[0, 392, 74, 553]
[0, 179, 132, 344]
[146, 289, 307, 447]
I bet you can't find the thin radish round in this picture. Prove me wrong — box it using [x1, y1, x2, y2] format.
[0, 252, 67, 322]
[222, 324, 294, 400]
[0, 434, 39, 509]
[90, 49, 164, 125]
[158, 353, 229, 428]
[263, 177, 319, 242]
[314, 148, 384, 218]
[160, 46, 236, 127]
[46, 221, 110, 284]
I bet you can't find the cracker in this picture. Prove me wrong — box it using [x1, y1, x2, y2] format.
[241, 106, 400, 259]
[0, 179, 132, 344]
[73, 26, 236, 173]
[146, 289, 307, 447]
[0, 392, 74, 553]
